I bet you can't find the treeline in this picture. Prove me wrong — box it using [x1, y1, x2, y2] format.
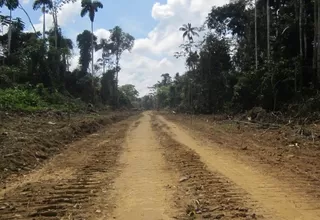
[0, 0, 138, 111]
[142, 0, 320, 116]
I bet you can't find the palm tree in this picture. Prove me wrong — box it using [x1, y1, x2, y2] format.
[33, 0, 53, 40]
[80, 0, 103, 75]
[179, 23, 199, 43]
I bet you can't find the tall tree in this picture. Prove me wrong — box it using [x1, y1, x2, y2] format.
[76, 30, 97, 73]
[18, 2, 36, 33]
[3, 0, 19, 55]
[80, 0, 103, 75]
[266, 0, 270, 64]
[95, 38, 114, 73]
[313, 0, 317, 85]
[33, 0, 53, 41]
[109, 26, 135, 105]
[254, 0, 258, 70]
[50, 0, 77, 49]
[179, 23, 199, 43]
[318, 0, 320, 84]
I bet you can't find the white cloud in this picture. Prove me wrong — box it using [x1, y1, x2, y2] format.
[118, 0, 229, 96]
[151, 2, 175, 20]
[33, 0, 82, 32]
[69, 0, 229, 96]
[94, 28, 110, 41]
[22, 0, 30, 4]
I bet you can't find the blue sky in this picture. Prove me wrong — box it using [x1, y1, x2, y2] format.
[2, 0, 164, 38]
[1, 0, 228, 96]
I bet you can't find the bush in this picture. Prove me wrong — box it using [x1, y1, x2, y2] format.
[0, 86, 86, 112]
[0, 88, 46, 111]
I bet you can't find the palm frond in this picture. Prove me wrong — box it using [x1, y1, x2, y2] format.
[33, 0, 42, 10]
[81, 0, 90, 7]
[80, 7, 88, 17]
[93, 1, 103, 9]
[191, 30, 199, 37]
[182, 31, 188, 39]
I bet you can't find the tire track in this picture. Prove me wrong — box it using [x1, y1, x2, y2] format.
[0, 117, 137, 220]
[110, 112, 176, 220]
[151, 115, 259, 219]
[157, 114, 320, 220]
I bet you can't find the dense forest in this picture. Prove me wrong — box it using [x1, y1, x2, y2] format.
[1, 0, 320, 116]
[0, 0, 139, 111]
[141, 0, 320, 117]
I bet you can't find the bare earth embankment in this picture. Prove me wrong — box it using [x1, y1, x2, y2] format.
[1, 111, 320, 219]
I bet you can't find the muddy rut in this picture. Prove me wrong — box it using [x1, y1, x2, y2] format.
[1, 112, 320, 220]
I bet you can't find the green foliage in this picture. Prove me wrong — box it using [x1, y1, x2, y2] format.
[144, 0, 320, 115]
[77, 30, 97, 73]
[0, 1, 136, 112]
[0, 88, 45, 111]
[80, 0, 103, 23]
[119, 84, 139, 102]
[0, 86, 85, 112]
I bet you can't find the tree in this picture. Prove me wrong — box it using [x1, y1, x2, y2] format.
[3, 0, 19, 55]
[18, 2, 36, 33]
[119, 84, 139, 102]
[50, 0, 77, 49]
[33, 0, 53, 41]
[254, 0, 258, 70]
[100, 69, 116, 104]
[266, 0, 270, 64]
[109, 26, 135, 105]
[318, 0, 320, 84]
[160, 73, 172, 86]
[76, 30, 97, 73]
[179, 23, 199, 43]
[95, 38, 114, 73]
[80, 0, 103, 75]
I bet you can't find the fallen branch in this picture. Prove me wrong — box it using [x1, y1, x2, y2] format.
[3, 152, 20, 158]
[230, 120, 281, 129]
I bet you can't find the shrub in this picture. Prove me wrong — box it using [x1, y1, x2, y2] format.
[0, 88, 46, 111]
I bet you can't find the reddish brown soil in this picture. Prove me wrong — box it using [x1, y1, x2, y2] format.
[161, 112, 320, 200]
[1, 111, 320, 220]
[151, 116, 259, 219]
[0, 110, 137, 182]
[0, 115, 139, 220]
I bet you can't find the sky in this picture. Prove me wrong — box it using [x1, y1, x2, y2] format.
[1, 0, 229, 96]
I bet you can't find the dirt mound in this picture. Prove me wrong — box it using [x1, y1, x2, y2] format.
[0, 111, 137, 182]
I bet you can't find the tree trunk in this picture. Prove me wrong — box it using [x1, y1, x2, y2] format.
[299, 0, 303, 59]
[53, 11, 58, 49]
[8, 10, 12, 56]
[18, 3, 37, 33]
[313, 0, 317, 87]
[115, 55, 120, 107]
[318, 0, 320, 84]
[267, 0, 270, 63]
[299, 0, 304, 92]
[255, 0, 258, 70]
[42, 5, 46, 40]
[91, 21, 94, 75]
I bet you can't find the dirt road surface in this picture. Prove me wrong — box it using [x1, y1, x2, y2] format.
[1, 111, 320, 219]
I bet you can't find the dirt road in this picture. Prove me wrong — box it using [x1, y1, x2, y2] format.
[1, 112, 320, 219]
